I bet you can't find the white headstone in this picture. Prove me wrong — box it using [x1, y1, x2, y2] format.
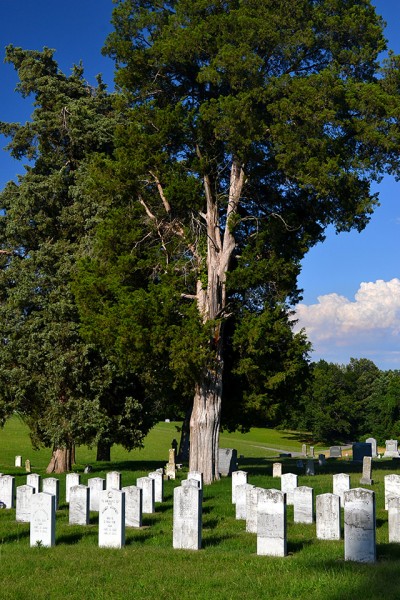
[173, 485, 202, 550]
[246, 486, 262, 533]
[272, 463, 282, 478]
[42, 478, 59, 510]
[257, 488, 287, 557]
[187, 471, 203, 490]
[384, 439, 399, 458]
[106, 471, 122, 491]
[66, 473, 80, 503]
[388, 496, 400, 543]
[344, 488, 376, 563]
[15, 455, 22, 468]
[30, 492, 56, 547]
[27, 473, 41, 495]
[232, 470, 248, 503]
[384, 474, 400, 509]
[136, 477, 155, 514]
[294, 486, 314, 524]
[333, 473, 350, 506]
[366, 437, 377, 458]
[88, 477, 105, 511]
[149, 471, 164, 503]
[360, 456, 373, 485]
[316, 493, 341, 540]
[99, 489, 125, 548]
[16, 484, 35, 522]
[69, 485, 90, 525]
[0, 475, 15, 508]
[235, 483, 254, 520]
[281, 473, 298, 506]
[122, 485, 142, 528]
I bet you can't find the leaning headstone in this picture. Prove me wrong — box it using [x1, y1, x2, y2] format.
[388, 496, 400, 543]
[360, 456, 373, 485]
[235, 483, 254, 520]
[384, 439, 400, 458]
[366, 437, 377, 458]
[352, 442, 372, 463]
[16, 484, 35, 523]
[302, 444, 307, 457]
[173, 484, 202, 550]
[316, 493, 341, 540]
[27, 473, 41, 494]
[149, 471, 164, 503]
[344, 488, 376, 563]
[0, 475, 15, 508]
[294, 486, 314, 524]
[69, 485, 90, 526]
[384, 474, 400, 509]
[272, 463, 282, 478]
[281, 473, 298, 506]
[98, 489, 125, 548]
[137, 476, 155, 514]
[88, 477, 105, 511]
[30, 492, 56, 547]
[165, 448, 176, 480]
[333, 473, 350, 506]
[25, 459, 31, 473]
[122, 485, 142, 528]
[246, 486, 262, 533]
[306, 460, 315, 476]
[218, 448, 238, 476]
[42, 478, 59, 510]
[66, 473, 80, 503]
[15, 455, 22, 468]
[106, 471, 122, 491]
[330, 446, 342, 458]
[257, 488, 287, 557]
[232, 470, 248, 504]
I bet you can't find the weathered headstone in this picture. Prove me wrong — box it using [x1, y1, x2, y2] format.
[15, 455, 22, 468]
[294, 486, 314, 524]
[27, 473, 41, 494]
[281, 473, 298, 506]
[352, 442, 372, 463]
[149, 471, 164, 503]
[235, 483, 254, 520]
[66, 473, 80, 503]
[165, 448, 176, 480]
[330, 446, 342, 458]
[302, 444, 307, 457]
[384, 439, 400, 458]
[272, 463, 282, 478]
[366, 437, 377, 458]
[173, 484, 202, 550]
[137, 476, 155, 514]
[99, 489, 125, 548]
[360, 456, 373, 485]
[388, 496, 400, 543]
[218, 448, 238, 476]
[88, 477, 105, 511]
[122, 485, 142, 528]
[0, 475, 15, 508]
[316, 493, 341, 540]
[69, 485, 90, 525]
[187, 471, 203, 490]
[106, 471, 122, 491]
[306, 459, 315, 476]
[16, 484, 35, 523]
[333, 473, 350, 506]
[344, 488, 376, 563]
[232, 470, 248, 503]
[246, 486, 262, 533]
[30, 492, 56, 547]
[42, 478, 59, 509]
[309, 446, 315, 458]
[384, 473, 400, 509]
[257, 488, 287, 557]
[25, 459, 31, 473]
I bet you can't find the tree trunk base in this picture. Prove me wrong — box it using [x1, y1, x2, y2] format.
[96, 440, 112, 461]
[46, 446, 75, 474]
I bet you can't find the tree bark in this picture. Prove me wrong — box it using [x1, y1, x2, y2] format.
[96, 439, 112, 461]
[46, 444, 75, 474]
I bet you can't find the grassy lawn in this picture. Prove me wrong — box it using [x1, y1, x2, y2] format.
[0, 417, 399, 599]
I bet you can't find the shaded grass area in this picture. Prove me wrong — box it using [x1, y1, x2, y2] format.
[0, 418, 400, 598]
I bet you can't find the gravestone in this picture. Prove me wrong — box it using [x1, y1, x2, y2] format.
[15, 455, 22, 468]
[281, 473, 298, 506]
[318, 454, 327, 467]
[25, 459, 31, 473]
[232, 470, 248, 503]
[366, 437, 377, 458]
[388, 496, 400, 543]
[187, 471, 203, 490]
[316, 493, 341, 540]
[330, 446, 342, 458]
[384, 474, 400, 509]
[98, 489, 125, 548]
[173, 484, 202, 550]
[294, 486, 314, 524]
[306, 460, 315, 476]
[272, 463, 282, 478]
[360, 456, 373, 485]
[309, 446, 314, 458]
[42, 478, 59, 509]
[122, 485, 142, 528]
[333, 473, 350, 506]
[0, 475, 15, 508]
[27, 473, 41, 494]
[352, 442, 372, 463]
[137, 476, 155, 514]
[66, 473, 80, 503]
[344, 488, 376, 563]
[218, 448, 238, 476]
[246, 486, 262, 534]
[69, 485, 90, 526]
[149, 471, 164, 503]
[16, 484, 35, 523]
[88, 477, 105, 511]
[235, 483, 254, 520]
[30, 492, 56, 547]
[165, 448, 176, 480]
[302, 444, 307, 457]
[384, 439, 400, 458]
[257, 488, 287, 557]
[106, 471, 122, 491]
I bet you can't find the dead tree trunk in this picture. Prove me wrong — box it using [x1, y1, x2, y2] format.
[46, 443, 75, 474]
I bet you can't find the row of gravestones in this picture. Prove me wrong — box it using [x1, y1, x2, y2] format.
[327, 439, 400, 461]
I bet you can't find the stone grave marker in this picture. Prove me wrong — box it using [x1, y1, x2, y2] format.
[16, 484, 35, 523]
[272, 463, 282, 478]
[69, 485, 90, 526]
[0, 475, 15, 508]
[42, 478, 59, 510]
[384, 439, 400, 458]
[218, 448, 238, 476]
[232, 470, 248, 503]
[344, 488, 376, 563]
[281, 473, 297, 506]
[296, 460, 304, 469]
[88, 477, 105, 511]
[306, 460, 315, 476]
[165, 448, 176, 480]
[366, 437, 377, 458]
[27, 473, 41, 494]
[149, 471, 164, 503]
[388, 496, 400, 543]
[330, 446, 342, 458]
[173, 484, 202, 550]
[257, 488, 287, 557]
[106, 471, 122, 491]
[137, 476, 155, 514]
[302, 444, 307, 457]
[66, 473, 80, 503]
[30, 492, 56, 547]
[384, 473, 400, 509]
[122, 485, 142, 528]
[333, 473, 350, 506]
[309, 446, 315, 458]
[294, 486, 314, 524]
[246, 486, 262, 534]
[316, 493, 340, 540]
[187, 471, 203, 490]
[235, 483, 254, 520]
[99, 489, 125, 548]
[318, 454, 327, 466]
[360, 456, 373, 485]
[15, 455, 22, 468]
[352, 442, 372, 463]
[25, 459, 31, 473]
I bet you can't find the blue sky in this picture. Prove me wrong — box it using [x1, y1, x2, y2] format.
[0, 1, 400, 370]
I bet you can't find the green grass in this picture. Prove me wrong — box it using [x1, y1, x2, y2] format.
[0, 417, 399, 599]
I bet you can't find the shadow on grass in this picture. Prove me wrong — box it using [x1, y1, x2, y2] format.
[84, 460, 165, 475]
[2, 529, 30, 543]
[57, 531, 90, 545]
[202, 533, 235, 548]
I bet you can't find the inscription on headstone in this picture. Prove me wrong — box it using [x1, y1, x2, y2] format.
[333, 473, 350, 506]
[99, 489, 125, 548]
[257, 488, 287, 557]
[16, 484, 35, 523]
[122, 485, 142, 528]
[344, 488, 376, 563]
[69, 485, 90, 526]
[294, 486, 314, 524]
[316, 493, 341, 540]
[30, 492, 56, 547]
[173, 485, 202, 550]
